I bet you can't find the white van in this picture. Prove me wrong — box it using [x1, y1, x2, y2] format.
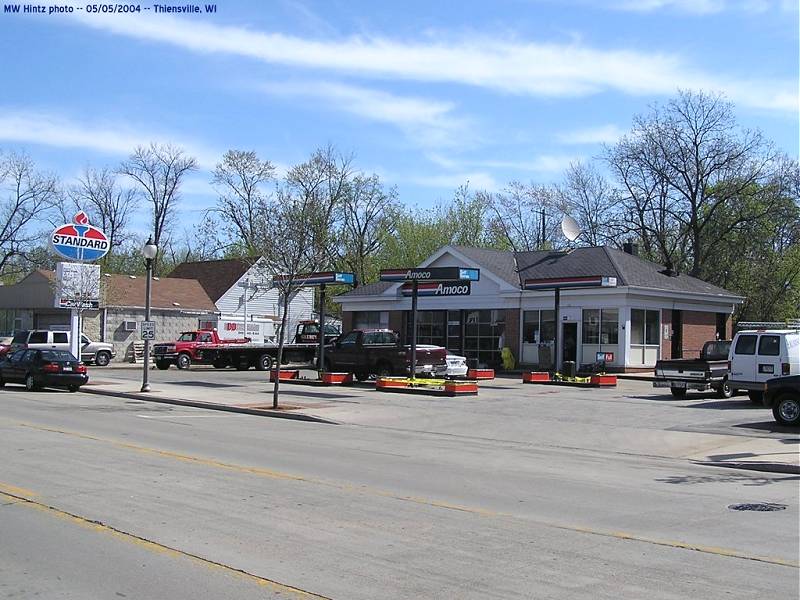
[729, 322, 800, 403]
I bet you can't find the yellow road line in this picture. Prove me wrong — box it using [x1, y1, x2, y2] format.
[15, 422, 800, 569]
[0, 487, 331, 599]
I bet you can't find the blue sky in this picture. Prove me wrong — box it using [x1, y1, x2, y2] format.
[1, 0, 797, 233]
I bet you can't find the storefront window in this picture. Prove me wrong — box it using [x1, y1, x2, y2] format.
[523, 310, 555, 344]
[632, 309, 660, 345]
[406, 310, 447, 347]
[601, 309, 619, 344]
[463, 309, 506, 368]
[353, 311, 386, 329]
[582, 309, 600, 344]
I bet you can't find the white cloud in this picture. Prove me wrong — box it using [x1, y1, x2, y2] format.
[0, 109, 220, 169]
[58, 8, 797, 114]
[261, 81, 470, 148]
[557, 124, 624, 145]
[609, 0, 795, 13]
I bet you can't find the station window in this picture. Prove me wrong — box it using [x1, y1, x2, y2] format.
[522, 310, 555, 344]
[583, 309, 619, 344]
[631, 309, 660, 345]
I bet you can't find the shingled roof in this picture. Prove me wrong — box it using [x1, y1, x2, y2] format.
[338, 245, 740, 299]
[0, 270, 218, 311]
[168, 257, 258, 302]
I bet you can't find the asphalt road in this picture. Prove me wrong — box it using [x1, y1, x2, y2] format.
[1, 378, 798, 599]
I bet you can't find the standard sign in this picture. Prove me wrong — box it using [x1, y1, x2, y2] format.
[400, 281, 471, 297]
[54, 262, 100, 309]
[141, 321, 156, 341]
[51, 211, 110, 262]
[380, 267, 480, 282]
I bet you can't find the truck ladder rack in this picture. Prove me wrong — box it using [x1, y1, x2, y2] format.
[736, 319, 800, 330]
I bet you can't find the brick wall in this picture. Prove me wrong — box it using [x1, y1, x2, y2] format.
[661, 309, 672, 360]
[681, 311, 717, 358]
[504, 309, 520, 365]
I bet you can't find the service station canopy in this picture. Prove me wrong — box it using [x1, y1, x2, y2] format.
[523, 275, 617, 290]
[273, 271, 356, 287]
[380, 267, 480, 283]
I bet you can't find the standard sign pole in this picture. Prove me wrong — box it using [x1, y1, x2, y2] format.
[318, 283, 326, 376]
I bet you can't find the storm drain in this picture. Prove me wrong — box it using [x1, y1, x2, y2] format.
[728, 503, 787, 512]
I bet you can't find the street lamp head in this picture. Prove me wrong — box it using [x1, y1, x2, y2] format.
[142, 237, 158, 260]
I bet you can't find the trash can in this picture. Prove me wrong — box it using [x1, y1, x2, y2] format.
[538, 344, 552, 370]
[563, 360, 577, 378]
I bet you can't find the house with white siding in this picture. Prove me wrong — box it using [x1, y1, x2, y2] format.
[169, 257, 315, 343]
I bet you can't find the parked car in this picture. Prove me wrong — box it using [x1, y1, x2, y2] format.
[763, 375, 800, 426]
[10, 330, 115, 366]
[444, 354, 469, 378]
[323, 329, 448, 380]
[653, 340, 733, 398]
[0, 336, 12, 357]
[728, 323, 800, 404]
[0, 349, 88, 392]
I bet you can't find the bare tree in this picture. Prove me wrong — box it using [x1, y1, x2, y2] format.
[606, 90, 780, 276]
[119, 143, 197, 273]
[338, 173, 399, 284]
[68, 167, 138, 263]
[558, 162, 620, 247]
[0, 151, 58, 278]
[286, 145, 354, 266]
[487, 181, 562, 252]
[252, 186, 329, 409]
[211, 150, 275, 254]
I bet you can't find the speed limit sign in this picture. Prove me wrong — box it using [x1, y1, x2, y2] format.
[141, 321, 156, 340]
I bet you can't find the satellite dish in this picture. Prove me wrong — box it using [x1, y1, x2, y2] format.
[561, 215, 582, 243]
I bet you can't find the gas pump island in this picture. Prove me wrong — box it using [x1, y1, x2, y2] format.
[377, 266, 482, 396]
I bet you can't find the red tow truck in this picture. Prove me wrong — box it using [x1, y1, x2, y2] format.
[153, 321, 340, 371]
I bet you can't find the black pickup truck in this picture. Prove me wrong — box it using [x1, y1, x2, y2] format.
[764, 375, 800, 426]
[322, 329, 447, 381]
[654, 340, 733, 399]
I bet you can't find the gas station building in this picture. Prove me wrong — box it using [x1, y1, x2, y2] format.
[336, 245, 743, 372]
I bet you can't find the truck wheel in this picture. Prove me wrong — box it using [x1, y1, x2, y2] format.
[716, 380, 733, 399]
[256, 354, 273, 371]
[748, 390, 764, 405]
[156, 360, 170, 370]
[25, 373, 39, 392]
[670, 388, 687, 399]
[375, 362, 392, 378]
[94, 351, 111, 367]
[235, 356, 250, 371]
[176, 353, 191, 370]
[772, 395, 800, 426]
[212, 357, 229, 369]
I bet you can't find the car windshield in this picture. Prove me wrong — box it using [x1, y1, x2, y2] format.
[40, 350, 76, 362]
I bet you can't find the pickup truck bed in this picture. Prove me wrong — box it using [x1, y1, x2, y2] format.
[653, 341, 733, 399]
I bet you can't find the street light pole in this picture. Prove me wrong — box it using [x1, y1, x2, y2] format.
[141, 237, 158, 393]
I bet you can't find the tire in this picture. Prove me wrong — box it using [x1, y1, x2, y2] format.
[255, 354, 273, 372]
[94, 351, 111, 367]
[748, 390, 764, 405]
[354, 370, 369, 382]
[375, 362, 393, 378]
[68, 385, 79, 393]
[212, 357, 229, 369]
[0, 376, 4, 388]
[24, 373, 38, 392]
[670, 387, 687, 398]
[234, 356, 250, 371]
[176, 353, 192, 370]
[772, 395, 800, 427]
[716, 380, 733, 399]
[156, 360, 170, 370]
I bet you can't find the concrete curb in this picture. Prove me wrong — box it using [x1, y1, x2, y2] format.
[694, 460, 800, 475]
[81, 387, 339, 425]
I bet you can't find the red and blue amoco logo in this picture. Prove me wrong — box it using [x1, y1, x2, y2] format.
[50, 211, 110, 262]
